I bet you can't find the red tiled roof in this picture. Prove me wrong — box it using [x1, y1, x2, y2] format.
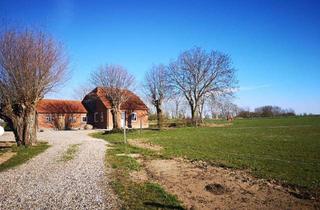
[37, 99, 87, 114]
[88, 87, 148, 110]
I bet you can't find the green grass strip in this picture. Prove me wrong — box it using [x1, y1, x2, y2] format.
[60, 143, 81, 162]
[0, 142, 50, 172]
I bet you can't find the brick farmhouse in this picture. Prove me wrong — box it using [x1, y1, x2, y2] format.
[37, 99, 87, 130]
[82, 87, 149, 129]
[36, 87, 149, 130]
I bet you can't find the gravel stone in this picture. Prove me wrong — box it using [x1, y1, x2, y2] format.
[0, 130, 118, 209]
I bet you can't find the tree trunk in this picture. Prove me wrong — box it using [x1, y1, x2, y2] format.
[190, 105, 198, 127]
[11, 110, 37, 146]
[156, 105, 163, 129]
[111, 107, 119, 129]
[175, 102, 179, 119]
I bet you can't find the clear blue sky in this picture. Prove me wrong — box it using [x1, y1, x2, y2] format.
[1, 0, 319, 114]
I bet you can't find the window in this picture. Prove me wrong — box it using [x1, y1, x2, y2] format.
[100, 112, 104, 122]
[94, 112, 98, 122]
[46, 114, 53, 122]
[82, 116, 87, 122]
[131, 112, 137, 122]
[69, 116, 76, 123]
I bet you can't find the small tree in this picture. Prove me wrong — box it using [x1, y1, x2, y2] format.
[168, 47, 237, 125]
[144, 64, 170, 129]
[90, 64, 135, 129]
[0, 28, 68, 146]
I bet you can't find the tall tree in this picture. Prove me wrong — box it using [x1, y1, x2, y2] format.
[91, 64, 135, 129]
[0, 28, 68, 146]
[144, 64, 170, 129]
[168, 47, 237, 125]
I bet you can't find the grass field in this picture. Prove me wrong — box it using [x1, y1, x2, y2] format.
[0, 142, 50, 172]
[102, 116, 320, 190]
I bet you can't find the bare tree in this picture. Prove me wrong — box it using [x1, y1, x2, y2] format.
[144, 64, 170, 129]
[168, 47, 237, 125]
[209, 95, 239, 120]
[0, 28, 68, 146]
[90, 64, 135, 129]
[73, 83, 93, 100]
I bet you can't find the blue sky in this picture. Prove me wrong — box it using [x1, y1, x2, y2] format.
[1, 0, 319, 114]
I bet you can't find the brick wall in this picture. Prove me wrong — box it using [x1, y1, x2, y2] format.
[37, 113, 87, 130]
[124, 110, 149, 129]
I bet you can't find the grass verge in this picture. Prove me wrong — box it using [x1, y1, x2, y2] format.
[91, 132, 184, 210]
[0, 142, 50, 172]
[60, 143, 81, 162]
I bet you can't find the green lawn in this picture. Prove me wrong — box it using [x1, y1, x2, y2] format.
[0, 142, 50, 172]
[101, 116, 320, 189]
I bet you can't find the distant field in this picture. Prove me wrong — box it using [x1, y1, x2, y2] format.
[106, 116, 320, 189]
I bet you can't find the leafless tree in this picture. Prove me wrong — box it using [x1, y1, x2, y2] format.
[0, 28, 68, 146]
[209, 95, 239, 120]
[168, 47, 237, 125]
[144, 64, 170, 129]
[73, 83, 93, 100]
[90, 64, 135, 129]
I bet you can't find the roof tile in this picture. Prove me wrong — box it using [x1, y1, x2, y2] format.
[37, 99, 87, 114]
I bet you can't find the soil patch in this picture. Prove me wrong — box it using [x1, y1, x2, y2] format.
[0, 141, 16, 148]
[116, 153, 142, 158]
[132, 158, 318, 210]
[0, 152, 16, 164]
[205, 183, 229, 195]
[204, 123, 232, 128]
[129, 139, 163, 151]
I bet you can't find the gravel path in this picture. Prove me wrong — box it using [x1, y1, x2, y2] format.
[0, 130, 118, 209]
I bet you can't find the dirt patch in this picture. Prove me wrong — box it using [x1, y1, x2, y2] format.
[0, 141, 16, 148]
[205, 183, 229, 195]
[204, 123, 232, 128]
[130, 170, 149, 183]
[116, 153, 142, 158]
[0, 152, 16, 164]
[128, 139, 163, 152]
[132, 158, 318, 210]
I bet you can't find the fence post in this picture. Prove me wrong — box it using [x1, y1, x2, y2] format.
[140, 118, 142, 134]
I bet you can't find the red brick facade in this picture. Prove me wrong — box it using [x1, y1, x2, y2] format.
[82, 87, 149, 129]
[36, 99, 87, 130]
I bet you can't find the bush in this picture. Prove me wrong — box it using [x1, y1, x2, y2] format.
[1, 122, 12, 131]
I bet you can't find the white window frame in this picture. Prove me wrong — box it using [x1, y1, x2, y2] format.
[82, 116, 87, 122]
[131, 112, 137, 122]
[94, 112, 98, 122]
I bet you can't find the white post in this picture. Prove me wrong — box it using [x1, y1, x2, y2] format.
[123, 112, 127, 144]
[140, 118, 142, 134]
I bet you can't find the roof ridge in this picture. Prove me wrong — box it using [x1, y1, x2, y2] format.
[41, 98, 82, 102]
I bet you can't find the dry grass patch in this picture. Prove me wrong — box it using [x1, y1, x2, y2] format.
[128, 139, 163, 152]
[60, 144, 81, 162]
[0, 151, 16, 164]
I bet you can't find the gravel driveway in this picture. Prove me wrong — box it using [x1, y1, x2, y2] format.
[0, 130, 118, 209]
